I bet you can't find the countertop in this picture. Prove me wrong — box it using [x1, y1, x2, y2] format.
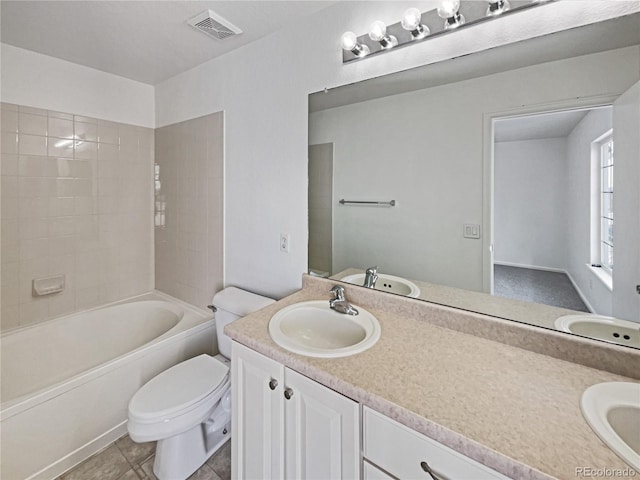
[225, 280, 638, 480]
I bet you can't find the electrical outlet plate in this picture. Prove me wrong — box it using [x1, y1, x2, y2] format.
[280, 233, 290, 253]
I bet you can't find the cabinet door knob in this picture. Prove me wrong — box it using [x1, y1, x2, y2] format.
[420, 461, 443, 480]
[284, 387, 294, 400]
[268, 378, 278, 390]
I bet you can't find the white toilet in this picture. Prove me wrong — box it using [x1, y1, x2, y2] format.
[127, 287, 274, 480]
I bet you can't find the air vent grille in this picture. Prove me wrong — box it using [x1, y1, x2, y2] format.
[188, 10, 242, 41]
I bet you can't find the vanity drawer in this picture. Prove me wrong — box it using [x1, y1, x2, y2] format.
[363, 407, 510, 480]
[363, 460, 396, 480]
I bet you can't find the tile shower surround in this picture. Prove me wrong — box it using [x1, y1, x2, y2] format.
[1, 103, 154, 332]
[154, 112, 224, 309]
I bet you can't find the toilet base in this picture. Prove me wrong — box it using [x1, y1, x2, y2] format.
[153, 418, 231, 480]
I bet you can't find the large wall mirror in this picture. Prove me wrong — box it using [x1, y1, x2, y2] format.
[308, 13, 640, 349]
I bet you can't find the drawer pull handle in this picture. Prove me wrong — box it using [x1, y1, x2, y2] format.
[268, 378, 278, 390]
[284, 388, 294, 400]
[420, 461, 444, 480]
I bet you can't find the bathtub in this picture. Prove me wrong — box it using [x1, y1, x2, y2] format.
[0, 291, 216, 480]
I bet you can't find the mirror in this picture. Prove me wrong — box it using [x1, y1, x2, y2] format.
[308, 13, 640, 348]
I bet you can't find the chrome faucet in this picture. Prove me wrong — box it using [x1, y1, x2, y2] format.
[329, 285, 359, 316]
[363, 266, 378, 288]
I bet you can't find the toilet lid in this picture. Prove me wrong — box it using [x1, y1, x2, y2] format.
[129, 354, 229, 421]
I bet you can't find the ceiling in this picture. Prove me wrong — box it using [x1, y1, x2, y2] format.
[0, 1, 334, 85]
[494, 109, 601, 143]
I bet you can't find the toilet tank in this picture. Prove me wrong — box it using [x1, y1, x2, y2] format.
[212, 287, 275, 358]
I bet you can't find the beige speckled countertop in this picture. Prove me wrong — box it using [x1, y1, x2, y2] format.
[225, 276, 640, 480]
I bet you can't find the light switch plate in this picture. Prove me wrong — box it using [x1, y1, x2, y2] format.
[463, 224, 481, 239]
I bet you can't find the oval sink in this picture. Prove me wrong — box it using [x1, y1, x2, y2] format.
[581, 382, 640, 470]
[555, 315, 640, 348]
[268, 300, 380, 358]
[340, 273, 421, 298]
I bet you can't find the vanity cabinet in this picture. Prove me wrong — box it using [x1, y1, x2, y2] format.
[231, 341, 360, 480]
[363, 407, 510, 480]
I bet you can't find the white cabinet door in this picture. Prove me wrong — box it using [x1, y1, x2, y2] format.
[284, 368, 360, 480]
[232, 342, 285, 480]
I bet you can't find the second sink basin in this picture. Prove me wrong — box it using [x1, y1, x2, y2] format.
[555, 314, 640, 348]
[268, 300, 380, 358]
[581, 382, 640, 470]
[340, 273, 421, 298]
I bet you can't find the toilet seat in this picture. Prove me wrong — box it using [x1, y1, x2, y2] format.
[128, 355, 230, 442]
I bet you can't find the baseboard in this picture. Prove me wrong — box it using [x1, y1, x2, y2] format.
[27, 422, 128, 480]
[565, 271, 596, 314]
[494, 261, 565, 273]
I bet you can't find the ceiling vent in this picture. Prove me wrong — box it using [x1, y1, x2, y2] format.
[188, 10, 242, 40]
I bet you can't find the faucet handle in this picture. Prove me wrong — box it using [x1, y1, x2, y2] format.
[330, 284, 346, 301]
[366, 266, 378, 274]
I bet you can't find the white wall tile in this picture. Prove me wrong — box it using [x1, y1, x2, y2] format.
[75, 121, 98, 142]
[1, 154, 19, 175]
[48, 117, 73, 139]
[1, 104, 153, 332]
[19, 113, 47, 136]
[154, 113, 222, 309]
[1, 132, 18, 154]
[47, 139, 74, 158]
[19, 134, 47, 156]
[2, 109, 18, 133]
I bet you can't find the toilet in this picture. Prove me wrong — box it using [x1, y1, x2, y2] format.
[127, 287, 275, 480]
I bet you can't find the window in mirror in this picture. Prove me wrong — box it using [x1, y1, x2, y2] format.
[592, 131, 614, 277]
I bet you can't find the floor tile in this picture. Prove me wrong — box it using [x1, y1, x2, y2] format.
[140, 458, 158, 480]
[116, 434, 156, 465]
[117, 469, 141, 480]
[206, 441, 231, 480]
[188, 463, 222, 480]
[60, 445, 131, 480]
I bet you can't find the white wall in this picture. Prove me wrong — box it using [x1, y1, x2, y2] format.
[155, 1, 640, 298]
[309, 47, 639, 292]
[1, 44, 154, 128]
[494, 138, 568, 270]
[612, 81, 640, 322]
[566, 108, 613, 316]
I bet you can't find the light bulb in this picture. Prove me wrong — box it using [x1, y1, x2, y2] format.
[341, 31, 358, 51]
[368, 21, 387, 42]
[487, 0, 510, 16]
[340, 31, 370, 58]
[401, 8, 422, 31]
[437, 0, 461, 19]
[401, 7, 430, 40]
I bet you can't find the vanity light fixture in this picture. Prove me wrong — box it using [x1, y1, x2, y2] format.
[340, 0, 554, 63]
[486, 0, 511, 16]
[341, 31, 370, 58]
[368, 21, 398, 49]
[401, 8, 430, 40]
[437, 0, 465, 30]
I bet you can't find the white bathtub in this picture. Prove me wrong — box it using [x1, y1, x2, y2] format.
[0, 291, 216, 480]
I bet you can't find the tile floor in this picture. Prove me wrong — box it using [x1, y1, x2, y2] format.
[57, 435, 231, 480]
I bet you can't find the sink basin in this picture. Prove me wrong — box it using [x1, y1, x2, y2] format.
[340, 273, 421, 298]
[555, 315, 640, 348]
[581, 382, 640, 470]
[268, 300, 381, 358]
